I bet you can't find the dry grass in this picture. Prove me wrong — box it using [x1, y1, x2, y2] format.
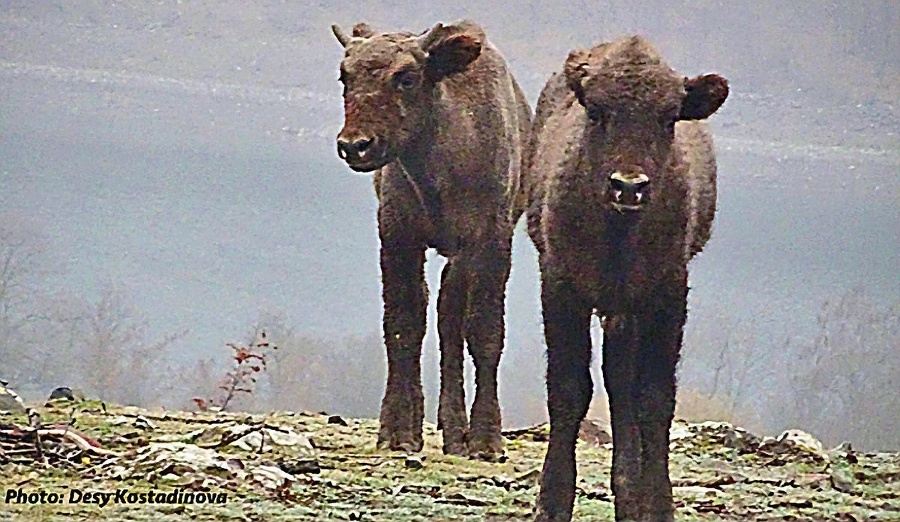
[585, 388, 766, 435]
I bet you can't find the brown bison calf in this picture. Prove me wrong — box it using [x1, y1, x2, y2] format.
[331, 20, 531, 459]
[524, 36, 728, 521]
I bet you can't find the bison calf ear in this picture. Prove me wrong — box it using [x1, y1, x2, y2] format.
[419, 21, 483, 81]
[352, 23, 375, 38]
[564, 49, 591, 108]
[679, 74, 729, 120]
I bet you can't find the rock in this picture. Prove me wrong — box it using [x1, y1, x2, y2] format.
[404, 456, 424, 470]
[47, 387, 75, 402]
[674, 485, 720, 499]
[109, 415, 158, 431]
[251, 465, 296, 490]
[757, 429, 828, 463]
[723, 427, 761, 452]
[231, 427, 315, 454]
[279, 458, 320, 475]
[671, 420, 761, 453]
[327, 415, 348, 427]
[0, 384, 26, 413]
[831, 441, 853, 453]
[133, 415, 158, 431]
[515, 468, 541, 486]
[579, 418, 612, 445]
[830, 466, 855, 493]
[502, 424, 549, 442]
[126, 442, 238, 482]
[779, 430, 824, 453]
[669, 421, 694, 441]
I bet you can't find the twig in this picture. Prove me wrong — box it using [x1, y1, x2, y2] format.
[26, 408, 45, 463]
[0, 429, 120, 457]
[32, 430, 44, 462]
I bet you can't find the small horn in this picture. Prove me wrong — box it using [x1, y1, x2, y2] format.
[331, 24, 352, 47]
[417, 23, 445, 51]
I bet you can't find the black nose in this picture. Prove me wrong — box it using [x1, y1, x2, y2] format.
[337, 137, 374, 159]
[609, 172, 651, 206]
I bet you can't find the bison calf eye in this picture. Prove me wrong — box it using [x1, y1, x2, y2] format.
[395, 71, 418, 90]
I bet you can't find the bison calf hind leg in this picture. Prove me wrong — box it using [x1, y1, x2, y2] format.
[377, 244, 427, 453]
[464, 244, 511, 461]
[437, 258, 468, 455]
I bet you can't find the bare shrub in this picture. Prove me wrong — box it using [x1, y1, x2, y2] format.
[778, 287, 899, 450]
[75, 289, 187, 406]
[193, 331, 276, 412]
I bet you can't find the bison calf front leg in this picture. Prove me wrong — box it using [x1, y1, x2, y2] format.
[535, 278, 593, 522]
[437, 257, 468, 455]
[634, 290, 687, 522]
[378, 244, 427, 453]
[464, 243, 511, 461]
[602, 315, 642, 522]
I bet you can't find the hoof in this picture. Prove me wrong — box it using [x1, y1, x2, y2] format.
[441, 427, 468, 456]
[393, 439, 424, 453]
[377, 429, 423, 453]
[443, 441, 468, 456]
[533, 507, 572, 522]
[637, 512, 674, 522]
[467, 431, 504, 461]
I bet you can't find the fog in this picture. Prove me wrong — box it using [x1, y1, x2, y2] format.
[1, 1, 897, 450]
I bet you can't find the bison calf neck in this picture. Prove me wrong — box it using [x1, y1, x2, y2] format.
[332, 20, 531, 460]
[525, 36, 728, 521]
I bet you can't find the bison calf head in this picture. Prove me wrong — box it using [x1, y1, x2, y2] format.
[331, 21, 484, 172]
[564, 36, 728, 213]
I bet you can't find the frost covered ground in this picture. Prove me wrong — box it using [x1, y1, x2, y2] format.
[1, 401, 898, 521]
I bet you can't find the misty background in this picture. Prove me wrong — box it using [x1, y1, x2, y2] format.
[1, 1, 897, 450]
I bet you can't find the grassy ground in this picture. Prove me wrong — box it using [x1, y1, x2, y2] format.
[1, 401, 898, 521]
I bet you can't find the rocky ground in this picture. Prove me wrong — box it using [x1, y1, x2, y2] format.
[1, 399, 898, 521]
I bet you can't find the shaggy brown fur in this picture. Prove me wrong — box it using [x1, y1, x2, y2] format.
[332, 20, 532, 460]
[524, 36, 728, 521]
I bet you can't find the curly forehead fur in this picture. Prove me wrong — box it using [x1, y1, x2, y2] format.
[341, 21, 486, 73]
[575, 36, 684, 115]
[342, 33, 420, 71]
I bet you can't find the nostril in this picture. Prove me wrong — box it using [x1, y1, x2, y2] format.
[356, 138, 373, 153]
[609, 173, 650, 191]
[336, 139, 349, 159]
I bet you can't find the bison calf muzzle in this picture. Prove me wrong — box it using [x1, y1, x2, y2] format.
[609, 171, 651, 212]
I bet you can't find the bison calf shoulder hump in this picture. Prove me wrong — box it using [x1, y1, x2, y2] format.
[332, 20, 532, 460]
[524, 35, 728, 522]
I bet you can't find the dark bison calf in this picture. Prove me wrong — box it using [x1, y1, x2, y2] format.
[331, 20, 531, 459]
[524, 36, 729, 521]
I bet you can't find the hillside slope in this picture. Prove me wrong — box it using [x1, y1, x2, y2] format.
[1, 401, 897, 521]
